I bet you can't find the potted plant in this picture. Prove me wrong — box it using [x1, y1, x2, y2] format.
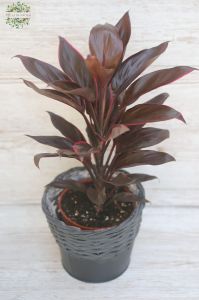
[16, 11, 195, 282]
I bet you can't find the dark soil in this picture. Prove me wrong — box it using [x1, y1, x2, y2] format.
[58, 184, 136, 228]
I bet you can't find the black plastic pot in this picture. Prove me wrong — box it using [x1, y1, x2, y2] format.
[42, 167, 145, 283]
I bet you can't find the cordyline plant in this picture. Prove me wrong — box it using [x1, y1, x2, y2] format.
[16, 12, 195, 213]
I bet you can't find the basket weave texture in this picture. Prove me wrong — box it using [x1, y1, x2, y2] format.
[42, 167, 145, 260]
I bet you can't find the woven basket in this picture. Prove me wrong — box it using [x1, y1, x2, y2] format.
[42, 167, 145, 282]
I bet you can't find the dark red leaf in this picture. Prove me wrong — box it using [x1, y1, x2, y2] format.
[113, 150, 175, 170]
[72, 141, 93, 156]
[47, 111, 86, 142]
[112, 191, 142, 203]
[123, 173, 157, 183]
[48, 80, 79, 92]
[58, 36, 92, 87]
[15, 55, 69, 83]
[86, 187, 106, 206]
[112, 42, 169, 95]
[47, 179, 86, 193]
[145, 93, 169, 105]
[34, 152, 60, 168]
[116, 127, 169, 153]
[85, 54, 114, 84]
[23, 79, 83, 112]
[108, 124, 129, 140]
[89, 24, 123, 69]
[86, 125, 99, 147]
[122, 104, 186, 126]
[124, 66, 196, 105]
[27, 135, 74, 150]
[115, 11, 131, 51]
[106, 171, 157, 185]
[66, 87, 95, 102]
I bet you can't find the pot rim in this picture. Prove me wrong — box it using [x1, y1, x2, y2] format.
[57, 178, 115, 231]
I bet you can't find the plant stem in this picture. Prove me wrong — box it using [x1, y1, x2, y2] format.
[104, 141, 116, 179]
[100, 84, 107, 135]
[103, 87, 114, 133]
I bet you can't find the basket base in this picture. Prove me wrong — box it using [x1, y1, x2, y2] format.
[60, 247, 132, 283]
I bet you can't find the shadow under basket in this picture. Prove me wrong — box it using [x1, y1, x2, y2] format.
[42, 167, 145, 283]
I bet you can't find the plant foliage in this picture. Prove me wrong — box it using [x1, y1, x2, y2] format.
[17, 12, 195, 212]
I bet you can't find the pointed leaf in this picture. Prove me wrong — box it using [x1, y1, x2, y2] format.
[124, 66, 196, 105]
[66, 87, 95, 102]
[34, 153, 60, 168]
[108, 124, 129, 140]
[72, 141, 93, 156]
[47, 179, 86, 193]
[122, 104, 186, 126]
[15, 55, 69, 83]
[145, 93, 169, 105]
[58, 36, 92, 87]
[47, 111, 85, 142]
[89, 24, 123, 69]
[115, 11, 131, 50]
[116, 127, 169, 152]
[112, 192, 142, 203]
[23, 79, 83, 112]
[112, 42, 169, 95]
[27, 135, 74, 150]
[86, 187, 106, 206]
[86, 125, 98, 147]
[124, 173, 157, 183]
[85, 54, 114, 83]
[113, 150, 175, 170]
[106, 172, 157, 186]
[47, 80, 79, 93]
[105, 173, 133, 186]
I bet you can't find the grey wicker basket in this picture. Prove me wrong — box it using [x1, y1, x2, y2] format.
[42, 167, 145, 282]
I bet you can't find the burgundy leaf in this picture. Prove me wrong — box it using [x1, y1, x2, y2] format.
[124, 66, 196, 105]
[23, 79, 83, 112]
[86, 125, 99, 147]
[116, 127, 169, 153]
[47, 179, 86, 193]
[115, 11, 131, 51]
[106, 172, 157, 186]
[112, 42, 169, 95]
[86, 187, 106, 207]
[47, 111, 86, 142]
[89, 24, 123, 69]
[85, 54, 114, 83]
[72, 141, 93, 156]
[145, 93, 169, 105]
[34, 152, 60, 168]
[48, 80, 79, 92]
[59, 36, 92, 87]
[66, 87, 95, 102]
[27, 135, 73, 150]
[122, 104, 186, 126]
[126, 173, 157, 183]
[15, 55, 69, 83]
[113, 150, 175, 170]
[112, 191, 142, 203]
[108, 124, 129, 140]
